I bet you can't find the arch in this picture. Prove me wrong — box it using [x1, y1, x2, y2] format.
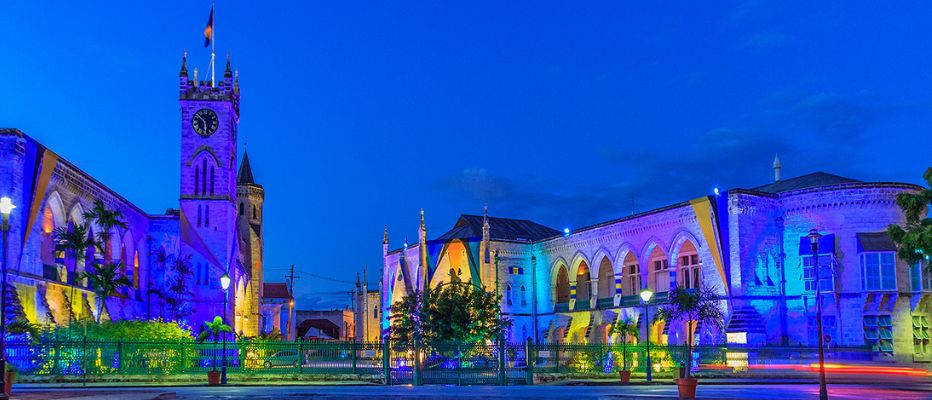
[574, 259, 591, 310]
[675, 239, 701, 290]
[184, 146, 222, 167]
[46, 191, 67, 230]
[554, 264, 570, 307]
[68, 203, 85, 225]
[668, 230, 703, 262]
[645, 245, 670, 292]
[570, 251, 591, 278]
[596, 255, 615, 301]
[621, 252, 640, 296]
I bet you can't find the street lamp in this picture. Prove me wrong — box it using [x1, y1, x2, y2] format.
[807, 229, 828, 400]
[0, 196, 15, 400]
[640, 288, 654, 382]
[219, 271, 231, 385]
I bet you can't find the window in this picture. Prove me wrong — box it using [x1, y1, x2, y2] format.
[506, 285, 513, 306]
[653, 259, 669, 292]
[624, 263, 640, 297]
[209, 166, 215, 195]
[520, 285, 527, 306]
[253, 205, 257, 219]
[202, 158, 207, 195]
[914, 315, 931, 356]
[860, 252, 896, 291]
[373, 305, 378, 319]
[197, 204, 202, 227]
[864, 315, 894, 354]
[803, 255, 834, 292]
[808, 315, 836, 346]
[679, 254, 701, 289]
[239, 202, 244, 216]
[205, 204, 210, 227]
[910, 262, 932, 292]
[194, 168, 200, 195]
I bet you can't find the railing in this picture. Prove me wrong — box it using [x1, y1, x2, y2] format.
[4, 339, 880, 385]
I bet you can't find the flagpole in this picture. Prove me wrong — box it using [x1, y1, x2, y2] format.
[211, 1, 216, 87]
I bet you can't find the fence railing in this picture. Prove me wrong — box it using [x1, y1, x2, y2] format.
[5, 339, 879, 385]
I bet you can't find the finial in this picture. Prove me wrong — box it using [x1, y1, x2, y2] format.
[773, 153, 782, 182]
[180, 50, 189, 78]
[224, 52, 233, 78]
[420, 208, 425, 228]
[193, 67, 199, 85]
[383, 225, 389, 244]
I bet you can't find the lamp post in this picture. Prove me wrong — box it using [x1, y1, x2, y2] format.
[640, 288, 654, 382]
[0, 197, 15, 400]
[219, 272, 231, 385]
[808, 229, 828, 400]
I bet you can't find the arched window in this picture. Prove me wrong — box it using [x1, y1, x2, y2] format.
[677, 241, 701, 289]
[197, 204, 202, 227]
[575, 260, 591, 310]
[520, 285, 527, 306]
[194, 168, 200, 195]
[650, 247, 669, 292]
[597, 257, 615, 301]
[209, 166, 215, 195]
[205, 204, 210, 227]
[373, 305, 378, 319]
[201, 158, 207, 195]
[555, 265, 570, 305]
[506, 284, 513, 306]
[253, 205, 257, 219]
[239, 202, 244, 216]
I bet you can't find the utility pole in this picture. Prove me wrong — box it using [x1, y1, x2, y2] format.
[286, 265, 298, 340]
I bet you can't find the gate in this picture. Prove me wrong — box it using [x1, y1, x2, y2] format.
[388, 341, 529, 385]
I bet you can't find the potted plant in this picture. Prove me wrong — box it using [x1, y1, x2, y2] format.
[659, 286, 724, 399]
[197, 316, 232, 386]
[610, 318, 639, 383]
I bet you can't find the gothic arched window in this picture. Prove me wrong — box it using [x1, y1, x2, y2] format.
[209, 166, 215, 195]
[520, 285, 527, 306]
[506, 284, 513, 306]
[239, 202, 244, 216]
[197, 204, 202, 227]
[201, 158, 208, 194]
[205, 204, 210, 227]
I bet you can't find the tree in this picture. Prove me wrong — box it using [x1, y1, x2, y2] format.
[82, 199, 127, 264]
[197, 316, 233, 372]
[888, 167, 932, 267]
[165, 254, 194, 322]
[658, 286, 725, 379]
[390, 274, 511, 348]
[52, 222, 94, 282]
[76, 262, 132, 323]
[611, 318, 639, 371]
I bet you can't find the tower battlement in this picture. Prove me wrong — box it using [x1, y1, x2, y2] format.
[178, 52, 240, 114]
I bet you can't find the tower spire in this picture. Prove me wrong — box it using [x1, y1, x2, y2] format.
[180, 50, 189, 78]
[383, 225, 389, 245]
[773, 154, 782, 182]
[224, 52, 233, 78]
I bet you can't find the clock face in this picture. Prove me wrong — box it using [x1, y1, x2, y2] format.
[192, 108, 219, 137]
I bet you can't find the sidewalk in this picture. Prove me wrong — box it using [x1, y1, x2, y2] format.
[11, 389, 174, 400]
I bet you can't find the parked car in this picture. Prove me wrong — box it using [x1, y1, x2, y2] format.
[264, 350, 300, 369]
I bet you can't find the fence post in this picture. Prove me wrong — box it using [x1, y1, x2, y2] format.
[352, 341, 358, 374]
[179, 340, 186, 375]
[382, 340, 391, 386]
[117, 339, 123, 374]
[525, 337, 534, 385]
[298, 340, 304, 374]
[498, 341, 507, 386]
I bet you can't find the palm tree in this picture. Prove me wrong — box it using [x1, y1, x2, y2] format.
[76, 262, 132, 323]
[611, 318, 639, 372]
[659, 286, 725, 379]
[53, 223, 94, 283]
[82, 199, 127, 264]
[165, 254, 194, 322]
[198, 316, 233, 372]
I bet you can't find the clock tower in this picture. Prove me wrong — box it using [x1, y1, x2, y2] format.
[178, 52, 240, 324]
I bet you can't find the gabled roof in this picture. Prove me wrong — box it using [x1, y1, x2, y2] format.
[750, 172, 861, 194]
[435, 214, 560, 242]
[237, 150, 257, 185]
[263, 283, 292, 299]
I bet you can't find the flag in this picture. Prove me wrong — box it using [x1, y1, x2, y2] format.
[203, 7, 214, 47]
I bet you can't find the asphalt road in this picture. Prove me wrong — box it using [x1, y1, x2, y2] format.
[13, 383, 932, 400]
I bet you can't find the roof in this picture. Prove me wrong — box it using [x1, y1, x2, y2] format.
[750, 172, 861, 194]
[857, 232, 897, 252]
[435, 214, 560, 242]
[237, 150, 257, 185]
[263, 283, 292, 299]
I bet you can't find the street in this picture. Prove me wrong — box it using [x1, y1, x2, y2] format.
[12, 382, 932, 400]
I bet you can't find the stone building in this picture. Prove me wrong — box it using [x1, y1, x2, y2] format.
[381, 161, 931, 362]
[0, 54, 290, 338]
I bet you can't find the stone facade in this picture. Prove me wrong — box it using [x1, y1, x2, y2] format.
[0, 54, 287, 338]
[381, 171, 931, 362]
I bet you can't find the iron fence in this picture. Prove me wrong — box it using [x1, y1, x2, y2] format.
[4, 339, 878, 385]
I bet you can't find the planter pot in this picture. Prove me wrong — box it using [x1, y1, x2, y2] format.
[618, 370, 631, 383]
[4, 370, 15, 396]
[675, 377, 698, 399]
[207, 370, 221, 386]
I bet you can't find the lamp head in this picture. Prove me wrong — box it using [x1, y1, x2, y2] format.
[0, 197, 15, 216]
[220, 272, 231, 290]
[639, 289, 654, 303]
[807, 229, 822, 244]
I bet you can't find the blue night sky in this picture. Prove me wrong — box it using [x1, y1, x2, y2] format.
[2, 1, 931, 308]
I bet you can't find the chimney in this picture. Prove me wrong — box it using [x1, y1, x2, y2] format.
[773, 154, 782, 182]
